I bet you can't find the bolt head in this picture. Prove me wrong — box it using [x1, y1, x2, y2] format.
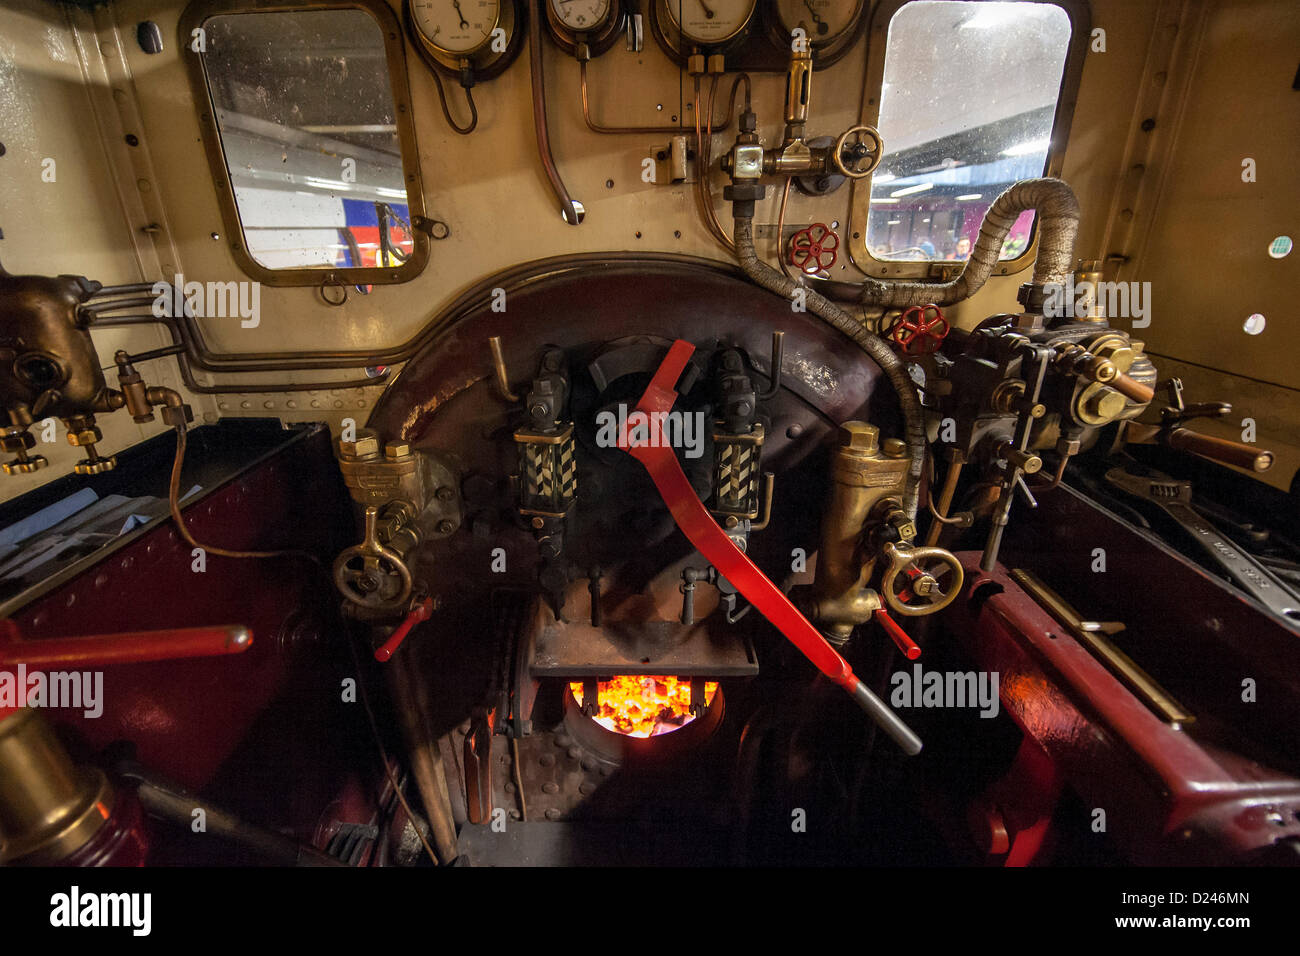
[882, 437, 907, 458]
[384, 440, 411, 458]
[67, 428, 101, 447]
[838, 421, 879, 452]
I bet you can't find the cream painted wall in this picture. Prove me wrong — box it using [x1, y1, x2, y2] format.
[0, 0, 1294, 502]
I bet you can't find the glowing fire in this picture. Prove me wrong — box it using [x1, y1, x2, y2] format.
[570, 676, 719, 738]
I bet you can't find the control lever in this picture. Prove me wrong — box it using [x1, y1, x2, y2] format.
[1105, 466, 1300, 623]
[1124, 378, 1273, 473]
[617, 340, 923, 755]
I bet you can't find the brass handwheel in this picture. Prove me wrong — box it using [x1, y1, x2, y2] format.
[879, 541, 964, 617]
[832, 125, 885, 180]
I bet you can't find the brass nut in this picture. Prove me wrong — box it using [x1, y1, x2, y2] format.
[339, 431, 380, 458]
[882, 438, 908, 458]
[67, 428, 101, 447]
[838, 421, 879, 453]
[1080, 386, 1126, 424]
[73, 456, 116, 475]
[384, 440, 411, 459]
[0, 431, 35, 452]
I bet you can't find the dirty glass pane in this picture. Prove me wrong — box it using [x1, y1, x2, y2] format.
[200, 9, 414, 270]
[866, 1, 1071, 262]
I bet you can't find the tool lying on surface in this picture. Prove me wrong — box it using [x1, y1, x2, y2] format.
[1105, 466, 1300, 624]
[616, 339, 923, 755]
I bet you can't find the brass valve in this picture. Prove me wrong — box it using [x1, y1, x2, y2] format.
[878, 542, 965, 618]
[333, 502, 419, 611]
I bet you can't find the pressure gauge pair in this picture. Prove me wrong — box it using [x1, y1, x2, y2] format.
[652, 0, 865, 61]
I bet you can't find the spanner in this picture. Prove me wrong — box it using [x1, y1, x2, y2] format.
[1105, 466, 1300, 623]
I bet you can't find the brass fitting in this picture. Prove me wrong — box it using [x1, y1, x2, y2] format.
[810, 422, 911, 643]
[337, 429, 421, 507]
[0, 708, 115, 865]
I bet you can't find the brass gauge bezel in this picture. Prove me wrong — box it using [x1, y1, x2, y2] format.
[545, 0, 625, 57]
[763, 0, 867, 67]
[405, 0, 525, 81]
[650, 0, 758, 63]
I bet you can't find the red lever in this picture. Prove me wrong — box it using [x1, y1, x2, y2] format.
[616, 341, 922, 754]
[374, 597, 434, 662]
[874, 608, 921, 660]
[0, 623, 252, 668]
[1, 623, 253, 723]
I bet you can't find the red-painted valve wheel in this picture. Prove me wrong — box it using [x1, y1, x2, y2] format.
[888, 303, 950, 356]
[787, 223, 840, 276]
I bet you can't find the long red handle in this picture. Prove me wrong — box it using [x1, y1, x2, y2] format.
[0, 623, 253, 723]
[0, 623, 252, 668]
[616, 340, 921, 753]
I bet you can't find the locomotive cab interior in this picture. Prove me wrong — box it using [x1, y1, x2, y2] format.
[0, 0, 1297, 882]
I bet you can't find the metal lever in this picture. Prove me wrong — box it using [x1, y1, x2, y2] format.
[617, 339, 923, 754]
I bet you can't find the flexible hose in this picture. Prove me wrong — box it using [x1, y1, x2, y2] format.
[856, 177, 1081, 308]
[732, 214, 925, 518]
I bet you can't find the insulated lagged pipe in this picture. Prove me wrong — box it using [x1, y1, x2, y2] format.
[732, 214, 926, 518]
[855, 178, 1082, 308]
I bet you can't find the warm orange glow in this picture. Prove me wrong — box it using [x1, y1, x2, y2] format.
[570, 676, 719, 737]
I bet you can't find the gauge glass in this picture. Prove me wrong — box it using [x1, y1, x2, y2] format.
[550, 0, 612, 32]
[775, 0, 861, 45]
[664, 0, 757, 46]
[411, 0, 501, 55]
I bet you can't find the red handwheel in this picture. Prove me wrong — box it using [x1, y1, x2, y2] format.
[788, 223, 840, 276]
[889, 303, 950, 355]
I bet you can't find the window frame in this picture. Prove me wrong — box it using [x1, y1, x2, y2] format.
[180, 0, 430, 287]
[846, 0, 1091, 281]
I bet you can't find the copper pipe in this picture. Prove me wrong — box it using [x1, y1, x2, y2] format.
[580, 60, 743, 135]
[527, 0, 583, 225]
[488, 336, 519, 402]
[89, 254, 736, 375]
[923, 453, 965, 546]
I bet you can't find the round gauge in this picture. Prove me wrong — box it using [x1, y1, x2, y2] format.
[775, 0, 863, 46]
[662, 0, 757, 46]
[410, 0, 500, 56]
[549, 0, 613, 32]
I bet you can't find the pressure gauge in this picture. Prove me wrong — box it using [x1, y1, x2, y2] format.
[410, 0, 500, 55]
[765, 0, 865, 65]
[775, 0, 863, 46]
[406, 0, 523, 80]
[545, 0, 625, 57]
[550, 0, 612, 32]
[653, 0, 757, 53]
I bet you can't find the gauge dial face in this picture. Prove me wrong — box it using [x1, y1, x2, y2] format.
[663, 0, 757, 46]
[411, 0, 501, 55]
[549, 0, 612, 32]
[776, 0, 862, 45]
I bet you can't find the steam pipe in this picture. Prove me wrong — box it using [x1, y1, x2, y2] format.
[855, 178, 1082, 308]
[732, 213, 925, 518]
